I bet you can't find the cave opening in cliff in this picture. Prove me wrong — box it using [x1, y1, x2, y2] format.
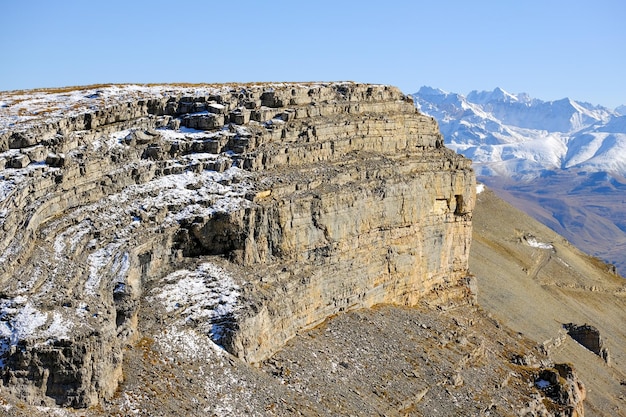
[454, 194, 465, 215]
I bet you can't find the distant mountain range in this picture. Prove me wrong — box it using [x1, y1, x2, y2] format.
[413, 86, 626, 179]
[413, 87, 626, 276]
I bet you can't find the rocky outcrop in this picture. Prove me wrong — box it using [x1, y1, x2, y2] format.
[564, 323, 610, 365]
[0, 82, 475, 407]
[534, 363, 587, 417]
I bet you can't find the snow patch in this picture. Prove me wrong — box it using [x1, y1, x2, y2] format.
[92, 129, 132, 151]
[120, 390, 150, 415]
[54, 219, 92, 259]
[535, 379, 551, 389]
[155, 326, 224, 363]
[86, 243, 123, 294]
[525, 236, 553, 250]
[46, 312, 73, 340]
[476, 183, 485, 194]
[0, 302, 47, 342]
[34, 406, 72, 416]
[0, 298, 74, 365]
[0, 178, 17, 203]
[150, 263, 240, 346]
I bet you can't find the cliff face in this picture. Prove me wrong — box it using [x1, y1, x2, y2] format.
[0, 83, 475, 407]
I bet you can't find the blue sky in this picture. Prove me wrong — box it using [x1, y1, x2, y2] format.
[1, 0, 625, 108]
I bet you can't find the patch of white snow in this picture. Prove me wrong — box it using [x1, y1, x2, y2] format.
[0, 298, 74, 365]
[150, 263, 241, 345]
[525, 237, 553, 250]
[535, 379, 551, 389]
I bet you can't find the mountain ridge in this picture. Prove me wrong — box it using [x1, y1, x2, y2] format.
[0, 82, 480, 411]
[0, 82, 621, 416]
[413, 86, 623, 177]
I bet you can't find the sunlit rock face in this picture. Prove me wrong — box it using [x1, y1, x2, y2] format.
[0, 82, 474, 407]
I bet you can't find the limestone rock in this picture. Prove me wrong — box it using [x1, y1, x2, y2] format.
[20, 145, 47, 163]
[0, 82, 475, 407]
[7, 153, 30, 168]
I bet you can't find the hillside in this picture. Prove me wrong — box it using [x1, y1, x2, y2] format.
[472, 186, 626, 417]
[484, 172, 626, 276]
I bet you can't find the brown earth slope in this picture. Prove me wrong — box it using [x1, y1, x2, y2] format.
[482, 171, 626, 277]
[472, 185, 626, 417]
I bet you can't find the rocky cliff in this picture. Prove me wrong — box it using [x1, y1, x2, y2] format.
[0, 83, 476, 408]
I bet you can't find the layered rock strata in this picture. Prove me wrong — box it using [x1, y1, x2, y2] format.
[0, 82, 475, 407]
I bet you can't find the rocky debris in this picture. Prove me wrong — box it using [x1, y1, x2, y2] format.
[262, 304, 586, 417]
[564, 323, 610, 365]
[0, 82, 475, 408]
[0, 302, 588, 417]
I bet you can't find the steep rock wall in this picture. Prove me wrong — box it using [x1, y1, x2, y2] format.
[0, 82, 475, 406]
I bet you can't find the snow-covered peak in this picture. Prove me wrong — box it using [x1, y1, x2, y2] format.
[412, 86, 626, 178]
[416, 86, 449, 97]
[615, 105, 626, 116]
[467, 87, 520, 104]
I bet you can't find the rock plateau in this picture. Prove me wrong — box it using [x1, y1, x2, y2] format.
[0, 82, 475, 405]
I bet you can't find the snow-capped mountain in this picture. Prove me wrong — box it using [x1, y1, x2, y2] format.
[413, 87, 626, 178]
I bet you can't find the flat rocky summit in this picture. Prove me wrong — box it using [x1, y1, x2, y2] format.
[0, 83, 585, 416]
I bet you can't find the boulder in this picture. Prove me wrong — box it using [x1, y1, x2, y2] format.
[7, 153, 30, 168]
[21, 144, 47, 163]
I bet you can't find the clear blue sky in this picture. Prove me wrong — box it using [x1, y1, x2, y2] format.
[1, 0, 625, 108]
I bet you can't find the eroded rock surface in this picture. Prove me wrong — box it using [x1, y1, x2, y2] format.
[0, 82, 475, 407]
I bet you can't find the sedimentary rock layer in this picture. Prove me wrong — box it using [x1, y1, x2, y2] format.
[0, 82, 474, 407]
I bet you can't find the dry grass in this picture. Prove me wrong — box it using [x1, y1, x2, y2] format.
[32, 106, 60, 115]
[16, 84, 119, 94]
